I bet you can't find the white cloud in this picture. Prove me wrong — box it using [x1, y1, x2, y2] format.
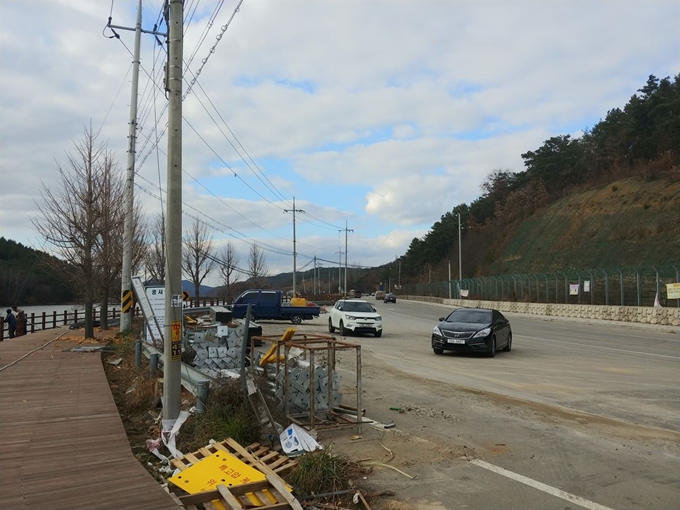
[1, 0, 678, 279]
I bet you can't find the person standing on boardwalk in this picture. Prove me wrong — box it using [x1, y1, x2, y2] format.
[12, 305, 26, 336]
[4, 309, 17, 339]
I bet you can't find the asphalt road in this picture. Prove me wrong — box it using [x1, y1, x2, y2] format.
[356, 299, 680, 432]
[299, 299, 680, 509]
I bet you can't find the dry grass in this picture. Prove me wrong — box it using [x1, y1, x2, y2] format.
[177, 378, 262, 452]
[286, 448, 357, 496]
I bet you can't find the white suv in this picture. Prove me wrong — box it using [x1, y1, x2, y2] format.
[329, 299, 383, 337]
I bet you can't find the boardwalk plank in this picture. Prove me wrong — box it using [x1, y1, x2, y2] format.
[0, 330, 180, 510]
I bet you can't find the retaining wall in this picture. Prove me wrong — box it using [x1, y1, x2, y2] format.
[400, 295, 680, 326]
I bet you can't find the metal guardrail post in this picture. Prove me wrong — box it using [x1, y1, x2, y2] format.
[619, 268, 624, 306]
[196, 380, 209, 414]
[150, 353, 159, 377]
[636, 270, 641, 307]
[135, 338, 142, 368]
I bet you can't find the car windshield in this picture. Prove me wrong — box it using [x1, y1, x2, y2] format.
[343, 302, 374, 313]
[446, 309, 492, 324]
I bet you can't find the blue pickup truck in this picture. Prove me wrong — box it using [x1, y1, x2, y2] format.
[229, 289, 320, 324]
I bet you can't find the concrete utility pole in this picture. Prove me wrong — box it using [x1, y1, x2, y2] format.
[284, 197, 304, 295]
[109, 1, 167, 332]
[163, 0, 184, 424]
[119, 0, 143, 333]
[341, 221, 353, 296]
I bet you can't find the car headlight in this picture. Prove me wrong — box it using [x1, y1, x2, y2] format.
[375, 316, 382, 321]
[345, 315, 357, 320]
[433, 326, 443, 336]
[473, 327, 491, 338]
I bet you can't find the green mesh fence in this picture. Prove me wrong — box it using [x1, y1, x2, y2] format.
[402, 265, 680, 307]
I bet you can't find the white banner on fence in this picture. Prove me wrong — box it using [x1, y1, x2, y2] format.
[461, 289, 469, 298]
[583, 280, 590, 292]
[569, 284, 579, 296]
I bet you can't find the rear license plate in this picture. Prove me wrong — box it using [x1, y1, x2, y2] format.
[447, 338, 466, 344]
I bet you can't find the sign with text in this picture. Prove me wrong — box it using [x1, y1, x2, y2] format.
[569, 284, 579, 296]
[667, 282, 680, 300]
[145, 286, 165, 340]
[171, 320, 182, 360]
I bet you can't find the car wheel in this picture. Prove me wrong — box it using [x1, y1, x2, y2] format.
[290, 314, 302, 325]
[374, 329, 382, 338]
[488, 336, 496, 358]
[503, 332, 512, 352]
[433, 347, 444, 355]
[340, 320, 350, 336]
[328, 318, 335, 333]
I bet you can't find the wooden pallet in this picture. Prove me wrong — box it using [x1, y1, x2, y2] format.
[172, 438, 297, 475]
[179, 475, 303, 510]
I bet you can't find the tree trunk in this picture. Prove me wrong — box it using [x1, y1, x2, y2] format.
[100, 286, 109, 330]
[84, 295, 94, 339]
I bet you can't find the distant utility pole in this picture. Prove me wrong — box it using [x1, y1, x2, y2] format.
[398, 260, 401, 289]
[284, 197, 304, 295]
[163, 0, 184, 424]
[110, 0, 166, 332]
[340, 222, 353, 296]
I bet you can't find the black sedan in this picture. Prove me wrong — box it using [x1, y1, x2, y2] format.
[431, 307, 512, 357]
[384, 293, 396, 303]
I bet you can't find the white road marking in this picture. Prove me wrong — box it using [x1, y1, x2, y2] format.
[470, 459, 615, 510]
[519, 334, 680, 360]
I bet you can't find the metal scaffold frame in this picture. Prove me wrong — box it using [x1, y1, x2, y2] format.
[251, 333, 363, 433]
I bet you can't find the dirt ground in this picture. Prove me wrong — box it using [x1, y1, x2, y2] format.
[98, 319, 679, 509]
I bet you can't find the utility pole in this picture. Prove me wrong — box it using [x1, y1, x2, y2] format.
[118, 0, 143, 333]
[109, 1, 165, 332]
[398, 260, 401, 289]
[284, 197, 304, 295]
[458, 212, 462, 299]
[163, 0, 183, 424]
[340, 221, 353, 296]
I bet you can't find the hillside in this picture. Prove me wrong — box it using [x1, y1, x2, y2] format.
[0, 237, 76, 306]
[491, 176, 680, 274]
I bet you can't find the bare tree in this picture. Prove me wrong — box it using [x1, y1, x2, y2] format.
[33, 126, 107, 338]
[145, 213, 166, 284]
[93, 153, 125, 329]
[247, 244, 268, 287]
[218, 240, 241, 301]
[182, 217, 216, 302]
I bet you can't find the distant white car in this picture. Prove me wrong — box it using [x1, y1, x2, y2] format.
[328, 299, 383, 337]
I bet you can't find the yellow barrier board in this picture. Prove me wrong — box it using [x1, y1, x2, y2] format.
[169, 450, 265, 492]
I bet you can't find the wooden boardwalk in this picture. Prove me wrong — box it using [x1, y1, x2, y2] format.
[0, 328, 181, 510]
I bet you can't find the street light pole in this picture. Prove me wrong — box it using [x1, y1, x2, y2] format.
[458, 212, 462, 298]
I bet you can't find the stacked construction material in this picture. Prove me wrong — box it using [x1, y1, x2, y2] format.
[188, 324, 244, 378]
[272, 361, 343, 413]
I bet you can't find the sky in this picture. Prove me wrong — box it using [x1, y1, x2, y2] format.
[1, 0, 678, 287]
